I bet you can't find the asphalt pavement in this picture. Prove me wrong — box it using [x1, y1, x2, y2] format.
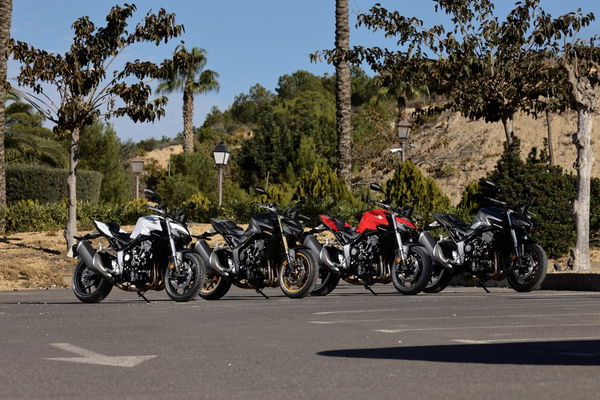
[0, 284, 599, 400]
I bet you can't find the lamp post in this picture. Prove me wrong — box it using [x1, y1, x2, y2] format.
[129, 156, 145, 200]
[396, 119, 412, 162]
[213, 142, 230, 207]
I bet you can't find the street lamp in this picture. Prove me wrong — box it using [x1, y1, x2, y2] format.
[129, 156, 145, 200]
[396, 119, 412, 162]
[213, 142, 230, 207]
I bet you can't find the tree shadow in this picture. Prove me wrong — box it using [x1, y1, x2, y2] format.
[318, 340, 600, 366]
[0, 237, 61, 255]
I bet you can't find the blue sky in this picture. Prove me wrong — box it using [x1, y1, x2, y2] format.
[9, 0, 600, 142]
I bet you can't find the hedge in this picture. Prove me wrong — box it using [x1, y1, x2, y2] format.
[6, 164, 103, 204]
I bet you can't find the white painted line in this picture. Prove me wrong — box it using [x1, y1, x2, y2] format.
[311, 312, 600, 325]
[45, 343, 156, 368]
[374, 323, 600, 334]
[312, 301, 600, 316]
[451, 337, 600, 344]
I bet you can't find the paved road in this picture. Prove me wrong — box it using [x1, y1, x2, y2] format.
[0, 285, 599, 400]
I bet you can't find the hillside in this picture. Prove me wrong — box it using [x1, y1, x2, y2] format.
[399, 110, 599, 204]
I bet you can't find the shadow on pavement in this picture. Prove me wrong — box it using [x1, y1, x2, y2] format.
[318, 340, 600, 366]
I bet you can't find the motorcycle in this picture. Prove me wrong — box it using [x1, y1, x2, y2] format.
[71, 189, 205, 303]
[195, 187, 318, 300]
[420, 181, 547, 293]
[305, 183, 433, 296]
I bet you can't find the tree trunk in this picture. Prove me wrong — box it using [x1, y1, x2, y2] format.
[397, 95, 407, 163]
[545, 110, 555, 166]
[65, 128, 80, 256]
[182, 87, 194, 153]
[501, 115, 515, 146]
[572, 108, 594, 271]
[335, 0, 352, 186]
[0, 0, 13, 208]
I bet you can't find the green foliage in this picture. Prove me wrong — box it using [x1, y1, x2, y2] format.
[156, 175, 199, 210]
[0, 199, 149, 233]
[6, 164, 103, 204]
[295, 165, 352, 202]
[385, 161, 452, 223]
[78, 122, 131, 203]
[169, 151, 216, 195]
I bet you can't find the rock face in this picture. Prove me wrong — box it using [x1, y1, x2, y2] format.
[408, 110, 599, 204]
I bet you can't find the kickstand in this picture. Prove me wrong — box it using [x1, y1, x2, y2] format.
[137, 291, 151, 303]
[256, 288, 269, 299]
[364, 285, 377, 296]
[479, 282, 490, 293]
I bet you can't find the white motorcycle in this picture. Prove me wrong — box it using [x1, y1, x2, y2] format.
[71, 189, 205, 303]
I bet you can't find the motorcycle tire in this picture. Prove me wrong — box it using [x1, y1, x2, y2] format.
[72, 261, 113, 303]
[391, 246, 433, 295]
[311, 270, 340, 296]
[279, 249, 318, 299]
[423, 264, 453, 293]
[165, 252, 205, 302]
[507, 242, 547, 292]
[198, 271, 232, 300]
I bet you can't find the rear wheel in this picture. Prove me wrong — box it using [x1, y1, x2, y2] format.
[279, 249, 318, 298]
[72, 261, 113, 303]
[198, 270, 232, 300]
[391, 246, 432, 295]
[423, 264, 453, 293]
[311, 269, 340, 296]
[507, 243, 547, 292]
[165, 252, 205, 302]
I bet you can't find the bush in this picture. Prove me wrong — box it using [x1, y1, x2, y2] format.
[1, 200, 150, 233]
[384, 161, 452, 224]
[6, 164, 103, 204]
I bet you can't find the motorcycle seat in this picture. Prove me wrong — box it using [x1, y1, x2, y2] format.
[432, 213, 473, 236]
[209, 218, 245, 238]
[95, 220, 132, 244]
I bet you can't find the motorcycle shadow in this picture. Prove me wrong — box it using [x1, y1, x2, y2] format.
[317, 340, 600, 366]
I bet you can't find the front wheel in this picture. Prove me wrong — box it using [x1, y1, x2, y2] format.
[279, 249, 318, 298]
[507, 243, 547, 292]
[391, 246, 433, 295]
[165, 252, 205, 302]
[423, 264, 453, 293]
[72, 261, 113, 303]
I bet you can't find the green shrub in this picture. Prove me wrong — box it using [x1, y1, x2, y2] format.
[384, 161, 452, 224]
[6, 164, 103, 204]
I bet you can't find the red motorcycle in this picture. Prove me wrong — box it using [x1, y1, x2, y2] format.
[304, 183, 432, 296]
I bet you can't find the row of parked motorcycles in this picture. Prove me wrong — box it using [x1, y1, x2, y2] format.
[71, 181, 547, 303]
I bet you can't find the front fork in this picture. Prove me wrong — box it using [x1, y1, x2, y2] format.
[506, 211, 522, 260]
[165, 218, 182, 272]
[391, 211, 407, 264]
[277, 215, 294, 267]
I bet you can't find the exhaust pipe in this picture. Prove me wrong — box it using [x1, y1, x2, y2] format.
[76, 240, 113, 280]
[432, 244, 452, 270]
[418, 231, 436, 255]
[303, 235, 339, 273]
[194, 240, 230, 277]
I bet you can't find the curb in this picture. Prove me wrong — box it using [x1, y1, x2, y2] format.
[450, 273, 600, 291]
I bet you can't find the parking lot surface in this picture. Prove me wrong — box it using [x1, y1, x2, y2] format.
[1, 285, 599, 399]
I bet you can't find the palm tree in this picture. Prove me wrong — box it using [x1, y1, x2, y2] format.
[0, 0, 13, 206]
[158, 45, 219, 153]
[335, 0, 352, 186]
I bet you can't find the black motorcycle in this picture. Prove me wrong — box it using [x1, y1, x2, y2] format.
[195, 188, 318, 299]
[420, 181, 547, 293]
[306, 183, 433, 296]
[71, 189, 205, 303]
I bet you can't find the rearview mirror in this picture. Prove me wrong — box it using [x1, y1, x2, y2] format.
[370, 183, 384, 193]
[254, 187, 267, 196]
[144, 189, 161, 203]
